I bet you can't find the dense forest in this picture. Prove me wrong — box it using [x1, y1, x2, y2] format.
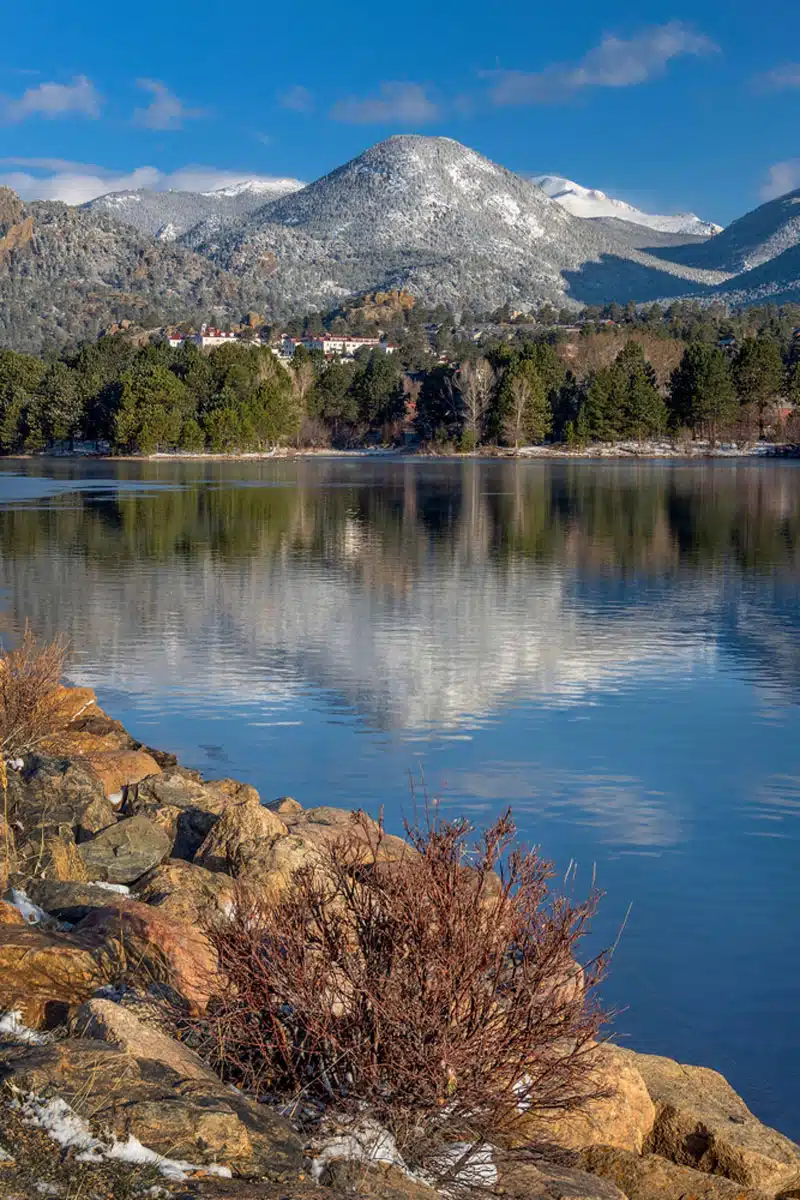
[0, 299, 799, 454]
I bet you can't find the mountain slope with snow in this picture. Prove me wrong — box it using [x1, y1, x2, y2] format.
[183, 136, 726, 312]
[84, 177, 304, 240]
[534, 175, 722, 238]
[658, 188, 800, 274]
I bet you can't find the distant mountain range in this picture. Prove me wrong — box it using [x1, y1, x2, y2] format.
[533, 175, 722, 238]
[2, 136, 800, 354]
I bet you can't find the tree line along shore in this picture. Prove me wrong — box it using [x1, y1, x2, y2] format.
[0, 300, 799, 457]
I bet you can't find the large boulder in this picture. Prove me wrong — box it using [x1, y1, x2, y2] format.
[195, 801, 287, 875]
[23, 878, 135, 925]
[73, 998, 218, 1083]
[510, 1044, 655, 1155]
[133, 859, 236, 927]
[76, 900, 218, 1013]
[0, 1038, 304, 1180]
[581, 1147, 771, 1200]
[0, 924, 118, 1027]
[500, 1158, 629, 1200]
[615, 1048, 800, 1194]
[124, 769, 243, 860]
[77, 814, 171, 884]
[79, 748, 161, 798]
[0, 899, 26, 926]
[5, 754, 115, 875]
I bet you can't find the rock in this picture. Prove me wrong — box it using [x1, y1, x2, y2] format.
[1, 1039, 304, 1180]
[266, 796, 303, 817]
[501, 1158, 629, 1200]
[134, 860, 236, 926]
[73, 998, 218, 1082]
[125, 770, 238, 860]
[6, 754, 109, 875]
[77, 814, 171, 884]
[0, 924, 118, 1027]
[195, 801, 287, 875]
[23, 878, 134, 924]
[614, 1047, 800, 1194]
[319, 1161, 440, 1199]
[205, 778, 262, 807]
[81, 748, 161, 798]
[77, 900, 218, 1013]
[236, 831, 324, 902]
[0, 900, 26, 926]
[510, 1044, 655, 1155]
[581, 1147, 771, 1200]
[0, 814, 17, 878]
[75, 793, 117, 840]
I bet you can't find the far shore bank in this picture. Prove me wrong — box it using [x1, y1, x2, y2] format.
[2, 440, 800, 465]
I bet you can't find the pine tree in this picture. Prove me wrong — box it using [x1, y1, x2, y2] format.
[669, 345, 738, 443]
[734, 337, 785, 437]
[499, 359, 551, 447]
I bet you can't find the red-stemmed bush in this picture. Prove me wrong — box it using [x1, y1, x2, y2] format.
[187, 809, 609, 1180]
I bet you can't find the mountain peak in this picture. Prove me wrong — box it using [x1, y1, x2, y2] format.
[534, 174, 722, 237]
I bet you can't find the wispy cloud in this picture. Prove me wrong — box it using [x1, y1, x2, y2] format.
[760, 160, 800, 201]
[0, 159, 301, 205]
[133, 79, 206, 130]
[279, 84, 314, 113]
[330, 81, 439, 124]
[753, 63, 800, 92]
[1, 74, 102, 122]
[489, 22, 718, 105]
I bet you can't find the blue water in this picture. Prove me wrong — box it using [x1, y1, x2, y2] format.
[0, 456, 798, 1138]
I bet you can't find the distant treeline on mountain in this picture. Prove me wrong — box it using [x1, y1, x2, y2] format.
[1, 300, 798, 454]
[3, 136, 800, 356]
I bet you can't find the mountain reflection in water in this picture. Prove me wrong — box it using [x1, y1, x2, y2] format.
[0, 456, 799, 1139]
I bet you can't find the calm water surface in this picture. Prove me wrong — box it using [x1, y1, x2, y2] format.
[1, 457, 799, 1137]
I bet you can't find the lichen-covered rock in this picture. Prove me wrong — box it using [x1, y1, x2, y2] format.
[0, 925, 118, 1027]
[73, 998, 218, 1082]
[614, 1047, 800, 1194]
[77, 814, 171, 884]
[125, 769, 240, 860]
[23, 878, 134, 925]
[580, 1147, 772, 1200]
[0, 899, 26, 926]
[76, 900, 218, 1013]
[195, 801, 287, 875]
[266, 796, 304, 817]
[509, 1044, 655, 1155]
[1, 1039, 304, 1179]
[501, 1158, 629, 1200]
[6, 754, 109, 875]
[133, 859, 236, 926]
[80, 748, 161, 798]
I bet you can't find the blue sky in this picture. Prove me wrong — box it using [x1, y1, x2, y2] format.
[1, 0, 798, 224]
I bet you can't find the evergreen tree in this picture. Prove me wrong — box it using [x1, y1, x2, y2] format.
[113, 363, 192, 454]
[669, 344, 738, 443]
[734, 337, 785, 437]
[498, 359, 551, 446]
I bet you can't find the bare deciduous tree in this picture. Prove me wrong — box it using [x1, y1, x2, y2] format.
[457, 358, 496, 445]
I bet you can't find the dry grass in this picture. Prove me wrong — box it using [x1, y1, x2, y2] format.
[0, 625, 69, 761]
[185, 809, 609, 1184]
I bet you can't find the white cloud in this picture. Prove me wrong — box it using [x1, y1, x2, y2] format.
[1, 75, 102, 122]
[760, 160, 800, 201]
[0, 160, 297, 205]
[279, 85, 314, 113]
[330, 81, 439, 124]
[754, 63, 800, 91]
[489, 22, 719, 105]
[133, 79, 206, 131]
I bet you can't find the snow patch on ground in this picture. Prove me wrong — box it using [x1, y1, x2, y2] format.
[9, 889, 52, 926]
[0, 1011, 50, 1045]
[14, 1093, 232, 1182]
[89, 881, 131, 895]
[310, 1117, 404, 1181]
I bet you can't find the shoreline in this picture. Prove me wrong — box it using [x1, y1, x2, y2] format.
[2, 440, 799, 464]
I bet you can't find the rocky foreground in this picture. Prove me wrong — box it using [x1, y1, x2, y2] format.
[1, 686, 799, 1199]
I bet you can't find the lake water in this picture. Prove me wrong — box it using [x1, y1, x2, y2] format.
[1, 456, 799, 1139]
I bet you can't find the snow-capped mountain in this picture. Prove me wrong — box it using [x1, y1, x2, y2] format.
[534, 175, 722, 238]
[182, 136, 724, 312]
[662, 188, 800, 274]
[83, 176, 304, 240]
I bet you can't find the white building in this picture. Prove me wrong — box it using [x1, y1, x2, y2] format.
[299, 334, 395, 358]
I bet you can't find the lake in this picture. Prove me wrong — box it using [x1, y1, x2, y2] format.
[1, 455, 799, 1139]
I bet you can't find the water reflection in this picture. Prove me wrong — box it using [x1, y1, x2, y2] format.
[1, 458, 799, 1136]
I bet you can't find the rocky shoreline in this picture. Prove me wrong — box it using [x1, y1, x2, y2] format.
[1, 684, 799, 1199]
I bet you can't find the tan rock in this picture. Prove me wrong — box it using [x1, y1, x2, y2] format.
[237, 831, 324, 902]
[73, 998, 218, 1082]
[0, 924, 118, 1027]
[77, 814, 171, 884]
[501, 1158, 628, 1200]
[511, 1043, 655, 1155]
[319, 1162, 440, 1200]
[266, 796, 304, 817]
[581, 1146, 771, 1200]
[614, 1047, 800, 1194]
[134, 859, 236, 926]
[77, 899, 218, 1013]
[205, 778, 262, 807]
[81, 748, 161, 798]
[3, 1039, 304, 1178]
[195, 800, 287, 875]
[0, 899, 25, 926]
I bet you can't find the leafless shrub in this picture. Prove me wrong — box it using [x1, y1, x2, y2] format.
[186, 809, 609, 1181]
[0, 625, 69, 761]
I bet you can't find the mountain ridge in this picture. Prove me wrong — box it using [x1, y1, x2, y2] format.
[533, 174, 722, 237]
